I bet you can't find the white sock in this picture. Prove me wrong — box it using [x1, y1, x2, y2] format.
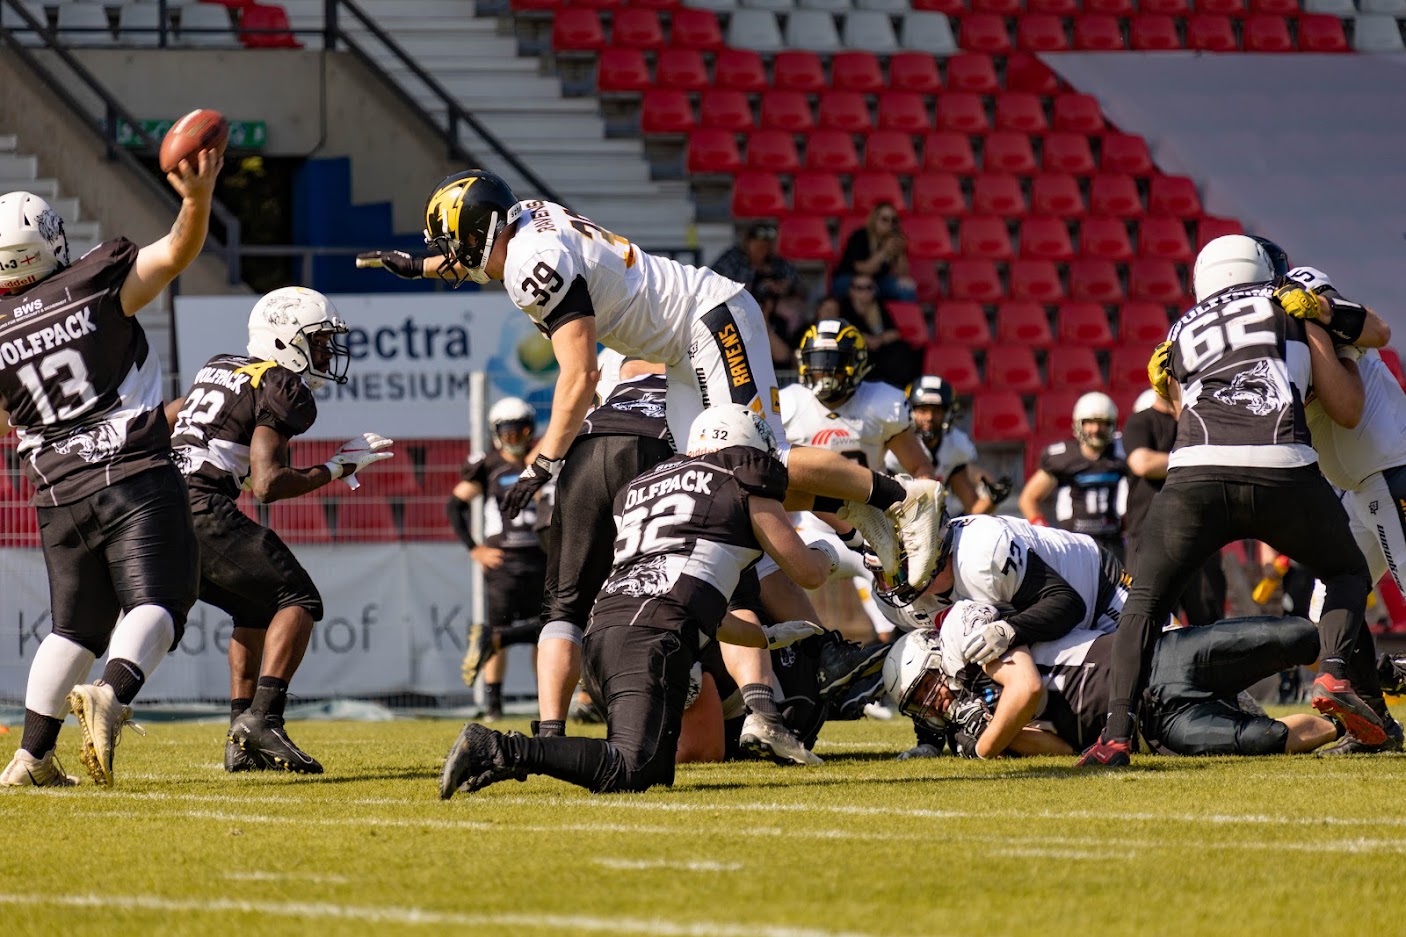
[107, 604, 176, 678]
[25, 634, 96, 719]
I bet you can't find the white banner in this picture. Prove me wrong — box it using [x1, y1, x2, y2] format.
[173, 293, 561, 439]
[0, 543, 539, 702]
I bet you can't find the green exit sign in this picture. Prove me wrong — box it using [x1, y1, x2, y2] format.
[116, 118, 267, 150]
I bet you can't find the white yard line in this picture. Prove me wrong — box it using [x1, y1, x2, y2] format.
[591, 858, 743, 872]
[223, 871, 350, 885]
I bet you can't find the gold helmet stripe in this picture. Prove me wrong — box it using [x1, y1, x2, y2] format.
[426, 177, 476, 239]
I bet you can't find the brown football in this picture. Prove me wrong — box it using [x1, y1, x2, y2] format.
[158, 108, 229, 173]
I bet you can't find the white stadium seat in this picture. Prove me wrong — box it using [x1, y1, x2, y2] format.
[1358, 0, 1406, 15]
[843, 9, 900, 51]
[726, 8, 785, 50]
[899, 10, 957, 53]
[784, 9, 843, 51]
[1353, 13, 1406, 50]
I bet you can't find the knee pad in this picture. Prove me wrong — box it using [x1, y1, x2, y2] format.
[1236, 717, 1289, 756]
[540, 620, 584, 647]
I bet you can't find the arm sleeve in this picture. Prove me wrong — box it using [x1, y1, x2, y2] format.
[446, 495, 475, 550]
[460, 455, 488, 487]
[1004, 551, 1087, 646]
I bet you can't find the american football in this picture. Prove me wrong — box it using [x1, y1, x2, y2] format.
[158, 108, 228, 173]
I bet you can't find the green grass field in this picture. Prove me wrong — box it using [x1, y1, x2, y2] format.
[1, 712, 1401, 937]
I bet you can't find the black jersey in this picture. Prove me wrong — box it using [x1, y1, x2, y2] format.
[582, 372, 670, 441]
[1120, 406, 1176, 536]
[461, 448, 545, 551]
[1166, 286, 1317, 479]
[171, 354, 318, 501]
[1037, 438, 1127, 541]
[591, 446, 788, 638]
[0, 239, 172, 507]
[1029, 627, 1116, 750]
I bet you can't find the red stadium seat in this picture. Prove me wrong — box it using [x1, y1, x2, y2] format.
[1031, 174, 1085, 217]
[760, 91, 815, 133]
[973, 174, 1027, 215]
[912, 261, 943, 304]
[972, 391, 1033, 442]
[1005, 53, 1060, 94]
[612, 8, 664, 48]
[731, 173, 788, 218]
[1298, 14, 1350, 52]
[1008, 260, 1065, 302]
[714, 48, 767, 91]
[596, 48, 651, 93]
[936, 301, 994, 347]
[1037, 388, 1086, 435]
[1109, 345, 1153, 390]
[698, 90, 753, 131]
[865, 131, 920, 174]
[1068, 258, 1124, 303]
[793, 172, 849, 215]
[1047, 346, 1102, 389]
[773, 51, 826, 92]
[1252, 0, 1301, 12]
[1074, 15, 1125, 50]
[837, 215, 867, 251]
[923, 346, 982, 394]
[1058, 302, 1116, 349]
[1138, 216, 1194, 262]
[995, 94, 1049, 134]
[1197, 216, 1244, 247]
[1052, 94, 1104, 134]
[806, 130, 862, 173]
[818, 92, 874, 135]
[1029, 0, 1078, 12]
[984, 132, 1038, 175]
[401, 498, 455, 542]
[996, 301, 1055, 347]
[889, 52, 942, 94]
[1142, 0, 1190, 13]
[832, 51, 885, 93]
[946, 53, 1001, 93]
[1101, 133, 1154, 176]
[888, 301, 931, 344]
[640, 90, 695, 134]
[687, 129, 742, 173]
[923, 133, 978, 174]
[913, 0, 965, 11]
[1089, 174, 1144, 218]
[1149, 175, 1203, 218]
[335, 496, 398, 543]
[853, 172, 907, 214]
[1199, 0, 1247, 16]
[777, 216, 836, 262]
[1379, 348, 1406, 389]
[905, 216, 956, 261]
[959, 216, 1014, 260]
[973, 0, 1021, 14]
[653, 38, 705, 76]
[1017, 14, 1070, 51]
[747, 130, 801, 173]
[986, 346, 1043, 393]
[670, 8, 723, 50]
[1019, 216, 1074, 261]
[1080, 216, 1134, 260]
[1129, 14, 1182, 50]
[268, 499, 333, 544]
[948, 259, 1005, 303]
[552, 9, 604, 50]
[1187, 14, 1238, 51]
[1127, 258, 1184, 304]
[571, 0, 621, 8]
[913, 173, 968, 215]
[877, 92, 931, 134]
[1086, 0, 1135, 14]
[1244, 14, 1293, 50]
[240, 4, 301, 48]
[633, 0, 680, 9]
[960, 13, 1013, 52]
[1043, 133, 1096, 175]
[1119, 302, 1172, 345]
[938, 93, 990, 134]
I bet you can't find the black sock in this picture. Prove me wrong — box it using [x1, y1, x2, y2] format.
[21, 709, 63, 758]
[1104, 699, 1135, 742]
[250, 676, 289, 718]
[231, 697, 253, 725]
[1320, 657, 1348, 681]
[485, 682, 504, 715]
[102, 658, 145, 705]
[742, 683, 780, 717]
[865, 473, 905, 511]
[812, 496, 845, 514]
[535, 719, 566, 738]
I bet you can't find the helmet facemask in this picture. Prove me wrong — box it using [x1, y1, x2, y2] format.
[800, 348, 861, 404]
[301, 321, 351, 390]
[493, 418, 534, 457]
[427, 209, 500, 287]
[423, 171, 519, 288]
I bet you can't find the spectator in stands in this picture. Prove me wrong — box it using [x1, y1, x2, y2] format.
[833, 202, 917, 302]
[837, 275, 921, 389]
[713, 224, 809, 373]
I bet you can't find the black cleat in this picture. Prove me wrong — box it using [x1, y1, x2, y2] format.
[828, 670, 888, 721]
[224, 739, 267, 773]
[228, 713, 323, 775]
[1377, 653, 1406, 695]
[816, 632, 890, 700]
[1318, 714, 1405, 756]
[439, 723, 526, 799]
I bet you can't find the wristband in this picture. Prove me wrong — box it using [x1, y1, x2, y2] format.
[323, 460, 345, 480]
[1324, 299, 1367, 346]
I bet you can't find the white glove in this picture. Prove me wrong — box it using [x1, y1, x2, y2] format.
[806, 539, 841, 578]
[826, 538, 871, 581]
[938, 600, 1003, 678]
[763, 619, 825, 650]
[326, 432, 395, 490]
[962, 619, 1016, 666]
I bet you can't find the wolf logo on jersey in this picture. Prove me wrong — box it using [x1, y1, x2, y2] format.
[54, 421, 125, 463]
[603, 554, 674, 598]
[1213, 360, 1286, 416]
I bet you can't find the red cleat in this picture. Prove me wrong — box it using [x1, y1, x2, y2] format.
[1076, 735, 1132, 768]
[1311, 673, 1387, 746]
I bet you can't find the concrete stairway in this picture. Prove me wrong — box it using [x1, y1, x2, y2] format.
[0, 133, 103, 257]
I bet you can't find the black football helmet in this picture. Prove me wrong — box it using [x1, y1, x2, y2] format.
[423, 169, 518, 287]
[797, 320, 870, 405]
[907, 375, 959, 449]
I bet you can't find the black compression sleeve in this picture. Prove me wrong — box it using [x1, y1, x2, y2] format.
[1005, 552, 1086, 645]
[446, 495, 475, 550]
[542, 275, 595, 335]
[1323, 298, 1367, 346]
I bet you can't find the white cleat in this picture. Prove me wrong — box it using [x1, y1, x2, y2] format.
[67, 681, 145, 788]
[887, 478, 943, 591]
[739, 713, 823, 767]
[0, 749, 79, 787]
[837, 502, 901, 578]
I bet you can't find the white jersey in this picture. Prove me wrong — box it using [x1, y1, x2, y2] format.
[504, 200, 742, 366]
[780, 380, 911, 469]
[885, 427, 978, 515]
[1306, 346, 1406, 490]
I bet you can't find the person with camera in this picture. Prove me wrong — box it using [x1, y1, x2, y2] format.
[833, 202, 917, 302]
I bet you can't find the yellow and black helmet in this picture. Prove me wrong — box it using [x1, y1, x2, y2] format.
[797, 319, 869, 405]
[423, 169, 518, 286]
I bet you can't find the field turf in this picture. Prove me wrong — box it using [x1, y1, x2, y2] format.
[0, 711, 1400, 937]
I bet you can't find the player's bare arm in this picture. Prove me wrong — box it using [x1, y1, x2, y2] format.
[246, 424, 334, 503]
[750, 498, 833, 590]
[1306, 325, 1365, 429]
[886, 428, 936, 480]
[948, 466, 984, 514]
[1017, 470, 1057, 523]
[0, 400, 9, 437]
[536, 317, 599, 462]
[977, 647, 1046, 758]
[120, 148, 222, 316]
[163, 397, 185, 432]
[1127, 446, 1170, 481]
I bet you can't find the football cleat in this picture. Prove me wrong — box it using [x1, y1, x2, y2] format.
[67, 681, 144, 788]
[836, 502, 901, 578]
[1377, 653, 1406, 695]
[439, 723, 526, 799]
[1311, 673, 1387, 746]
[739, 713, 823, 766]
[887, 477, 943, 591]
[460, 621, 496, 689]
[1316, 714, 1404, 756]
[896, 742, 944, 761]
[228, 713, 323, 774]
[568, 694, 605, 725]
[1075, 735, 1133, 768]
[829, 671, 888, 721]
[816, 632, 890, 700]
[224, 739, 267, 773]
[0, 748, 79, 787]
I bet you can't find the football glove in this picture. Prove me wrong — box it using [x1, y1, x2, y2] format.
[355, 250, 428, 280]
[1147, 340, 1173, 400]
[326, 432, 394, 490]
[763, 619, 826, 650]
[948, 693, 993, 759]
[961, 619, 1016, 667]
[502, 454, 563, 519]
[1273, 282, 1327, 321]
[806, 539, 842, 578]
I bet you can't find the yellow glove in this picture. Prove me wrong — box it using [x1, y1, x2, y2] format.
[1273, 282, 1327, 321]
[1147, 340, 1172, 399]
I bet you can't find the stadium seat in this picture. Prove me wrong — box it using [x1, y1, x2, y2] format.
[1244, 14, 1293, 50]
[1031, 174, 1085, 217]
[973, 0, 1022, 15]
[748, 130, 802, 172]
[1187, 14, 1238, 50]
[613, 8, 664, 48]
[1047, 345, 1102, 388]
[335, 497, 398, 543]
[571, 0, 622, 8]
[760, 91, 815, 132]
[240, 3, 300, 48]
[876, 92, 931, 133]
[888, 51, 942, 93]
[713, 47, 767, 91]
[888, 300, 931, 344]
[853, 172, 907, 213]
[1052, 94, 1104, 134]
[596, 48, 651, 92]
[785, 9, 843, 51]
[774, 51, 827, 92]
[972, 391, 1033, 442]
[1029, 0, 1079, 13]
[1005, 52, 1061, 94]
[1298, 14, 1350, 51]
[900, 10, 959, 53]
[911, 260, 943, 304]
[268, 499, 333, 544]
[973, 174, 1027, 215]
[1360, 0, 1406, 13]
[731, 173, 788, 218]
[1086, 0, 1136, 14]
[1149, 175, 1203, 217]
[1109, 345, 1153, 390]
[551, 9, 605, 50]
[1197, 216, 1244, 247]
[986, 346, 1043, 394]
[1353, 14, 1406, 52]
[1138, 216, 1194, 261]
[1058, 302, 1116, 349]
[856, 0, 911, 10]
[1119, 302, 1172, 345]
[959, 216, 1014, 260]
[984, 132, 1038, 175]
[793, 172, 849, 214]
[671, 8, 725, 49]
[831, 51, 885, 92]
[923, 132, 978, 174]
[730, 9, 786, 52]
[1008, 260, 1065, 302]
[947, 259, 1005, 303]
[937, 93, 990, 134]
[687, 129, 743, 173]
[995, 94, 1049, 134]
[1127, 258, 1184, 304]
[806, 130, 862, 172]
[944, 53, 999, 94]
[1074, 15, 1125, 49]
[1089, 174, 1144, 217]
[1036, 388, 1086, 435]
[1199, 0, 1248, 15]
[1043, 133, 1096, 175]
[912, 173, 968, 215]
[996, 301, 1055, 347]
[905, 216, 956, 260]
[959, 13, 1012, 52]
[911, 0, 965, 11]
[1080, 216, 1134, 260]
[1252, 0, 1300, 12]
[1129, 14, 1183, 50]
[401, 498, 455, 542]
[640, 90, 696, 133]
[1142, 0, 1190, 13]
[697, 90, 754, 132]
[936, 301, 994, 346]
[1020, 216, 1075, 261]
[1068, 258, 1124, 303]
[1017, 14, 1070, 51]
[778, 216, 837, 261]
[865, 131, 920, 173]
[922, 345, 983, 394]
[844, 9, 901, 51]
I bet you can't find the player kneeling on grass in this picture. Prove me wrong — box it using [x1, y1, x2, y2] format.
[169, 287, 394, 774]
[885, 605, 1337, 759]
[439, 404, 839, 797]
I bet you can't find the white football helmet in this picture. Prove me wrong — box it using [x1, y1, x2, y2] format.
[1133, 388, 1159, 413]
[1192, 234, 1275, 302]
[0, 191, 69, 294]
[246, 286, 350, 390]
[685, 403, 778, 457]
[882, 630, 948, 726]
[1072, 391, 1117, 450]
[488, 396, 536, 457]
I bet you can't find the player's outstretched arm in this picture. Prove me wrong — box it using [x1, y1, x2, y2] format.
[121, 148, 222, 316]
[886, 428, 936, 480]
[354, 250, 435, 280]
[975, 647, 1045, 758]
[750, 497, 834, 590]
[246, 425, 335, 503]
[1017, 469, 1056, 525]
